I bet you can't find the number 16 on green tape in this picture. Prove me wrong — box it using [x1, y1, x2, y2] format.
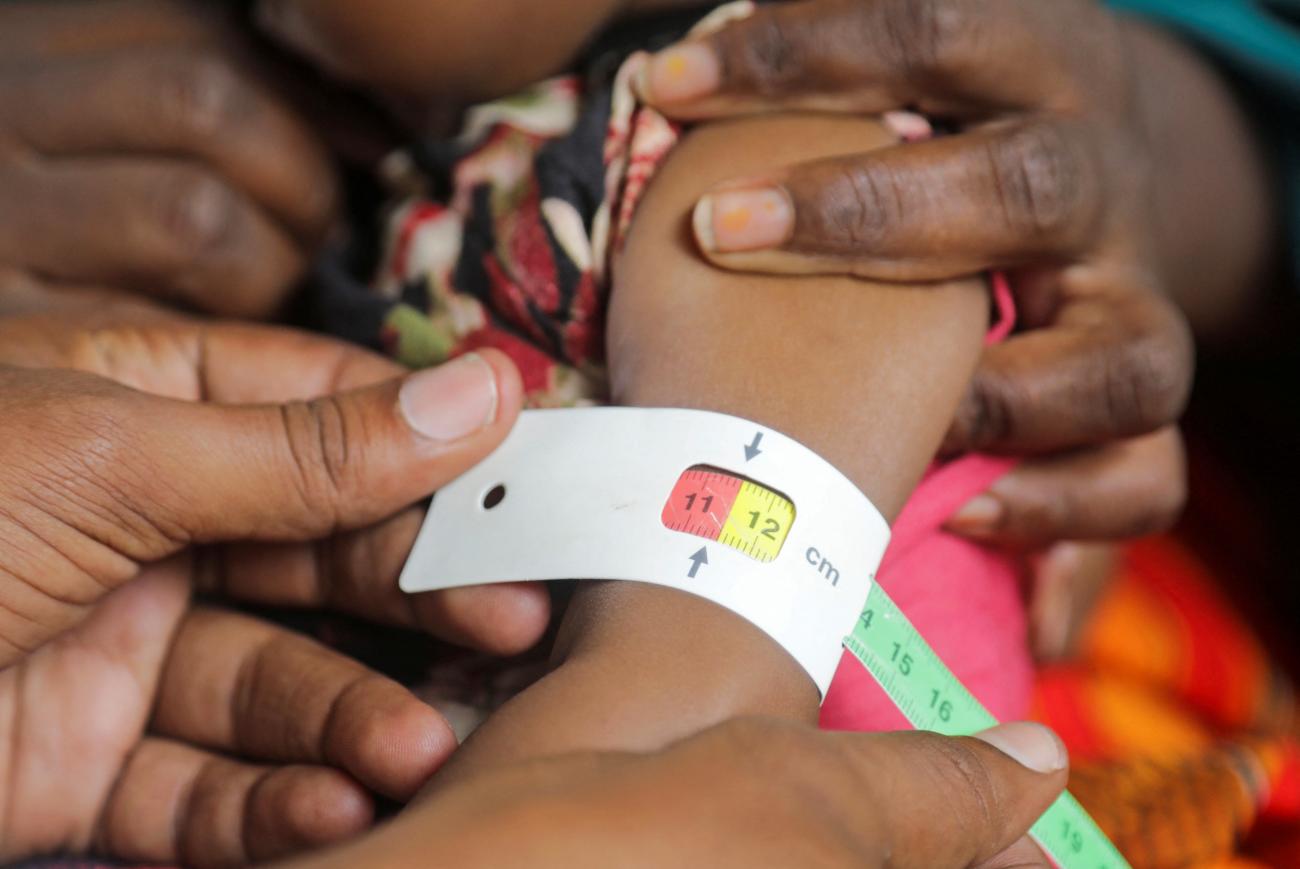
[845, 583, 1131, 869]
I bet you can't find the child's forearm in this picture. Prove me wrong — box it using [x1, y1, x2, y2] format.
[438, 114, 988, 782]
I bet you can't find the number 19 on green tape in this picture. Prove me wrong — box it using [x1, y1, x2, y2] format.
[845, 583, 1131, 869]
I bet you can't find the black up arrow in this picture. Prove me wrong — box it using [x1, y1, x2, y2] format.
[744, 431, 764, 461]
[687, 547, 709, 578]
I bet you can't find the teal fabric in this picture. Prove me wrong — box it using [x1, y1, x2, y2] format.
[1108, 0, 1300, 279]
[1110, 0, 1300, 95]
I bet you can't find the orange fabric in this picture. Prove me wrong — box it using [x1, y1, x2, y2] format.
[1035, 537, 1300, 867]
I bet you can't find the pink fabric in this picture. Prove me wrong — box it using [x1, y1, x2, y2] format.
[820, 275, 1034, 730]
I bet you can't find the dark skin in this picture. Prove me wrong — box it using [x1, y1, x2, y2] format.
[432, 114, 988, 780]
[4, 0, 1208, 542]
[256, 0, 1218, 555]
[392, 113, 1064, 869]
[0, 302, 1066, 869]
[253, 5, 1199, 864]
[0, 302, 546, 660]
[0, 0, 718, 319]
[0, 0, 338, 317]
[0, 303, 556, 865]
[0, 294, 1063, 869]
[305, 718, 1067, 868]
[1, 1, 1220, 862]
[637, 0, 1279, 546]
[257, 0, 715, 108]
[6, 561, 425, 864]
[242, 10, 1067, 863]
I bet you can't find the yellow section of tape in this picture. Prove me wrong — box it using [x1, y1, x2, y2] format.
[719, 480, 795, 562]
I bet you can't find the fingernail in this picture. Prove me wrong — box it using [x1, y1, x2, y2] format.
[399, 353, 499, 442]
[640, 42, 721, 103]
[947, 494, 1004, 536]
[882, 110, 933, 143]
[975, 722, 1067, 774]
[694, 187, 793, 253]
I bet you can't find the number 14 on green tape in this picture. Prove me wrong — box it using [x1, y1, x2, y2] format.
[844, 583, 1131, 869]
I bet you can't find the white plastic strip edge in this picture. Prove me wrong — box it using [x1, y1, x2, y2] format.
[400, 407, 891, 696]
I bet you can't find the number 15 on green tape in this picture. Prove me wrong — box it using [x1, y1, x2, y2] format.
[845, 583, 1131, 869]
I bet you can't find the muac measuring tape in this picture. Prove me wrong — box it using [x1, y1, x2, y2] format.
[400, 407, 1130, 869]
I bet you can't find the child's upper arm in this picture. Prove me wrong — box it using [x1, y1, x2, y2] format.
[610, 113, 989, 518]
[264, 0, 627, 105]
[431, 113, 995, 782]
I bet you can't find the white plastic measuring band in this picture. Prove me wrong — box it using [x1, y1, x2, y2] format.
[400, 407, 891, 695]
[401, 406, 1131, 869]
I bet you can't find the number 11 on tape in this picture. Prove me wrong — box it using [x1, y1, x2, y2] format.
[845, 585, 1131, 869]
[660, 461, 1131, 867]
[399, 407, 1131, 869]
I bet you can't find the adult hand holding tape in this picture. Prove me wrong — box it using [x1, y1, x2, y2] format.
[402, 406, 1130, 868]
[302, 716, 1069, 869]
[0, 308, 549, 864]
[0, 309, 545, 660]
[0, 312, 1069, 868]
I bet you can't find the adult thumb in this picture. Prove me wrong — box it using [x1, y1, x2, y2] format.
[836, 722, 1067, 868]
[135, 350, 523, 545]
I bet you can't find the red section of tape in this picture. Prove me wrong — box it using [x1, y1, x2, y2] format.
[662, 468, 742, 541]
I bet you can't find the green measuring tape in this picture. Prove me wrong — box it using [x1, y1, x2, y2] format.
[402, 406, 1133, 866]
[845, 583, 1132, 869]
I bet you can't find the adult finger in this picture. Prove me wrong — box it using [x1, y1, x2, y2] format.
[979, 836, 1055, 869]
[946, 289, 1193, 453]
[636, 0, 1103, 118]
[152, 606, 453, 800]
[0, 347, 520, 591]
[88, 321, 549, 655]
[95, 737, 372, 867]
[171, 320, 403, 402]
[834, 722, 1065, 867]
[0, 158, 303, 317]
[211, 510, 551, 655]
[688, 120, 1107, 279]
[73, 348, 523, 551]
[0, 316, 408, 403]
[0, 50, 337, 241]
[947, 428, 1187, 546]
[0, 318, 551, 653]
[1026, 542, 1117, 661]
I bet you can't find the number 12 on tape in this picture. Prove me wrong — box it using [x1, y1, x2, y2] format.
[661, 466, 794, 562]
[845, 585, 1131, 869]
[656, 458, 1133, 866]
[400, 407, 1130, 869]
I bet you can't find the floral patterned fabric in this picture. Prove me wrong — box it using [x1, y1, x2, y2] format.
[324, 4, 754, 408]
[312, 4, 1300, 865]
[17, 4, 1300, 868]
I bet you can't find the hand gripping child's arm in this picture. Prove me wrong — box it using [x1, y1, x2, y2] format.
[434, 112, 991, 781]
